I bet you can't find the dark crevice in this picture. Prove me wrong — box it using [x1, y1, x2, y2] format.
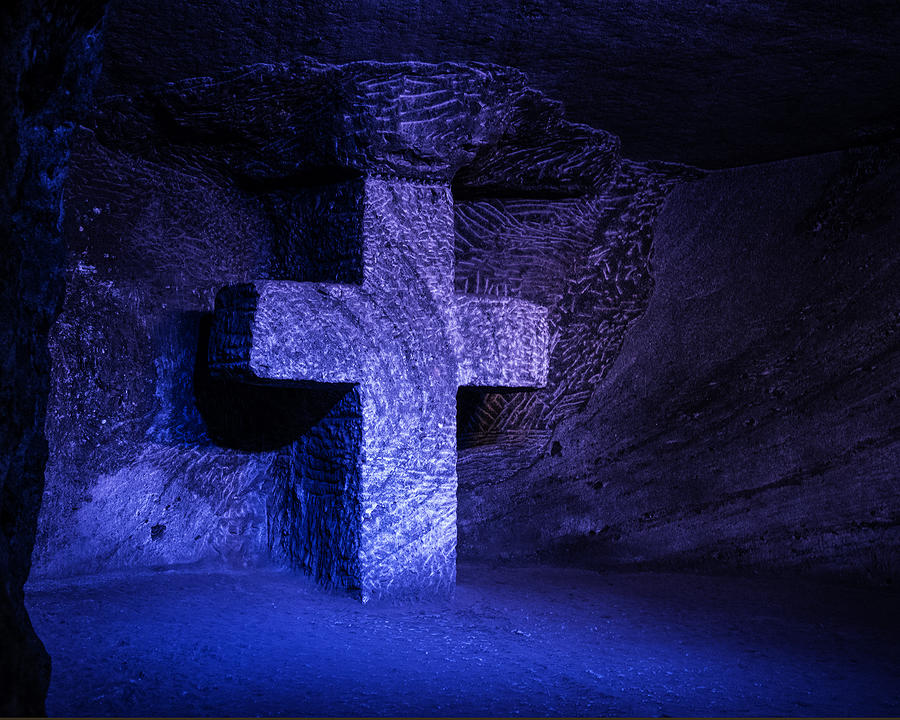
[193, 313, 354, 452]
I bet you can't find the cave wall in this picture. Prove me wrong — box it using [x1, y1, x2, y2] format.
[31, 55, 900, 587]
[459, 145, 900, 584]
[33, 112, 688, 578]
[38, 124, 900, 588]
[20, 0, 899, 597]
[0, 0, 108, 713]
[95, 0, 900, 169]
[5, 0, 898, 712]
[33, 133, 276, 577]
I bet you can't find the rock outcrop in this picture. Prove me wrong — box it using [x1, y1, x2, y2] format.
[33, 59, 626, 586]
[460, 144, 900, 584]
[0, 0, 108, 713]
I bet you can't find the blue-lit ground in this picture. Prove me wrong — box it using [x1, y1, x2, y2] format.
[26, 563, 899, 716]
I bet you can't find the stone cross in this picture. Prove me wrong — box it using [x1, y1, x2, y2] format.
[143, 58, 617, 600]
[209, 176, 548, 600]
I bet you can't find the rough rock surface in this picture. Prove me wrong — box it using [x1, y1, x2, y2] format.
[0, 0, 108, 712]
[455, 160, 700, 451]
[5, 2, 899, 714]
[460, 145, 900, 583]
[35, 61, 580, 590]
[94, 56, 620, 193]
[31, 59, 898, 596]
[95, 0, 900, 168]
[35, 134, 277, 577]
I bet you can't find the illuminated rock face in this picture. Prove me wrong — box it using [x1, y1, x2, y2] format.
[209, 177, 548, 599]
[33, 58, 615, 586]
[74, 57, 621, 598]
[26, 48, 900, 601]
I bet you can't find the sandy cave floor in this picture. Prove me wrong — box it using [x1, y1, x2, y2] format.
[25, 562, 900, 717]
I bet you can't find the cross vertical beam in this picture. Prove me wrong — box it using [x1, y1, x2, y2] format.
[357, 178, 459, 598]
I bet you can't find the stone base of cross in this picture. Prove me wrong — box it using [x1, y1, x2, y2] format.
[211, 177, 548, 600]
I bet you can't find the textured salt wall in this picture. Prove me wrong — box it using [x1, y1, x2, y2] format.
[454, 161, 699, 555]
[455, 161, 699, 445]
[460, 145, 900, 584]
[32, 59, 595, 585]
[32, 156, 632, 584]
[95, 0, 900, 168]
[269, 388, 362, 591]
[31, 54, 897, 592]
[34, 135, 276, 577]
[0, 0, 108, 712]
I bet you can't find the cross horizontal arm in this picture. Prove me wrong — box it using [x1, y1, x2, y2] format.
[211, 282, 549, 392]
[455, 295, 549, 388]
[209, 280, 369, 384]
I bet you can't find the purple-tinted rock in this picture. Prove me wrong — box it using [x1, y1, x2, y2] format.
[93, 57, 620, 194]
[460, 144, 900, 583]
[34, 61, 596, 590]
[97, 0, 900, 169]
[32, 45, 898, 614]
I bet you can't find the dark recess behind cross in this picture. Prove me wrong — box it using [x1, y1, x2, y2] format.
[101, 0, 900, 169]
